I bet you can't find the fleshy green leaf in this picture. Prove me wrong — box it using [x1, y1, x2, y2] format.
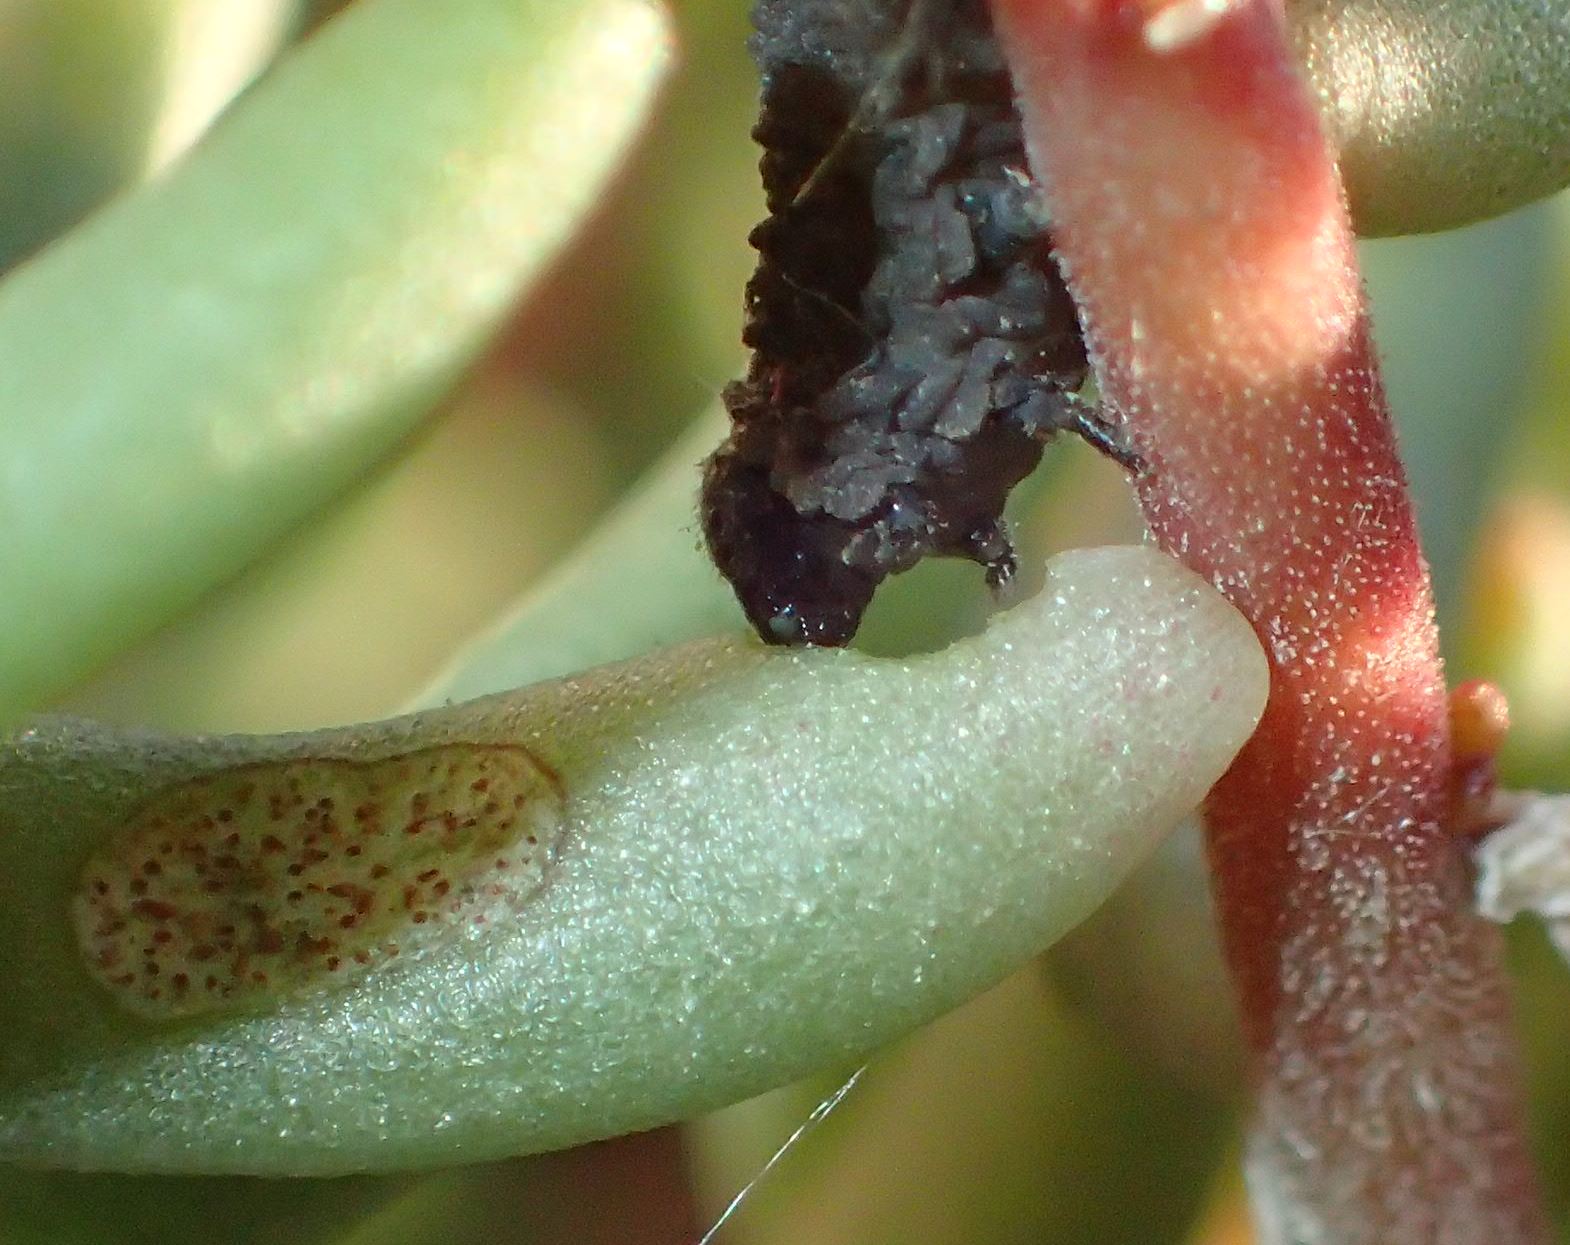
[0, 546, 1266, 1175]
[58, 378, 618, 735]
[1291, 0, 1570, 235]
[0, 0, 669, 725]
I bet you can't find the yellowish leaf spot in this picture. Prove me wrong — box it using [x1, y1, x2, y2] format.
[73, 744, 565, 1019]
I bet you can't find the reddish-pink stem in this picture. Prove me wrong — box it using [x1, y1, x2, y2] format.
[988, 1, 1547, 1238]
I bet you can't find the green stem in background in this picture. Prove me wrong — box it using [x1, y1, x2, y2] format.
[0, 546, 1265, 1175]
[993, 0, 1546, 1238]
[0, 1170, 402, 1245]
[415, 407, 735, 707]
[1359, 205, 1558, 627]
[0, 0, 668, 728]
[1465, 197, 1570, 789]
[689, 966, 1231, 1245]
[330, 1133, 700, 1245]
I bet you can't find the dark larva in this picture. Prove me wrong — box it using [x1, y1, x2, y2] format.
[701, 0, 1129, 647]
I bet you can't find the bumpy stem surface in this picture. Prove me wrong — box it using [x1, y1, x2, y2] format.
[989, 1, 1547, 1239]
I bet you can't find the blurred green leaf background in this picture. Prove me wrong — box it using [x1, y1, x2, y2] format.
[2, 0, 1569, 1241]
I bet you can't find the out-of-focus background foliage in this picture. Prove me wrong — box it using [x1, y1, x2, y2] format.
[2, 0, 1568, 1241]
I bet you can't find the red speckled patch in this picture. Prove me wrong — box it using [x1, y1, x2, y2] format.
[73, 744, 564, 1019]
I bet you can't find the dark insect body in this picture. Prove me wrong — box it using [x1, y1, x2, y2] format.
[701, 0, 1128, 647]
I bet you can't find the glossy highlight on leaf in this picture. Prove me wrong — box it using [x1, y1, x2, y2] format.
[0, 546, 1266, 1176]
[0, 0, 296, 269]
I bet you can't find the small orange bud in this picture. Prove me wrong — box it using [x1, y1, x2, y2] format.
[1450, 679, 1512, 763]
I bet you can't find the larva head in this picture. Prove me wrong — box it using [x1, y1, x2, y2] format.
[72, 744, 564, 1020]
[700, 451, 878, 647]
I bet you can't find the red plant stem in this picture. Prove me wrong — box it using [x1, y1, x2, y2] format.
[988, 1, 1547, 1238]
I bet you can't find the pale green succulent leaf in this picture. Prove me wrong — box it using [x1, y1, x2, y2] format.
[0, 0, 669, 724]
[0, 547, 1266, 1176]
[1292, 0, 1570, 235]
